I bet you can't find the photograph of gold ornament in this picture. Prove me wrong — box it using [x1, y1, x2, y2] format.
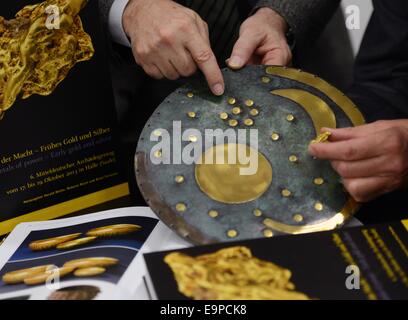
[2, 256, 118, 287]
[0, 0, 94, 119]
[2, 264, 56, 284]
[27, 224, 141, 252]
[28, 233, 81, 251]
[86, 224, 142, 237]
[164, 246, 310, 300]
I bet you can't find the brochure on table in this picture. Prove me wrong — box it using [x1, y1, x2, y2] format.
[0, 207, 189, 300]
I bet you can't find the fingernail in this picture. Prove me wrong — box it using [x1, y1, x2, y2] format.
[212, 83, 224, 96]
[228, 56, 243, 69]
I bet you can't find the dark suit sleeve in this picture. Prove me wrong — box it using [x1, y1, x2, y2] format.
[98, 0, 115, 26]
[349, 0, 408, 122]
[253, 0, 340, 46]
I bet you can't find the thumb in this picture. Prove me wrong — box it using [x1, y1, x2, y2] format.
[228, 32, 260, 70]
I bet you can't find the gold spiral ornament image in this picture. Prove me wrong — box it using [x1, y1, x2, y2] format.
[0, 0, 94, 119]
[164, 246, 310, 300]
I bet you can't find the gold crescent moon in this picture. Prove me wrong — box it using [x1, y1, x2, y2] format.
[266, 66, 365, 126]
[271, 88, 337, 135]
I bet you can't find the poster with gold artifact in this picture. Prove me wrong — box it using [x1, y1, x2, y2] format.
[0, 0, 129, 235]
[144, 220, 408, 300]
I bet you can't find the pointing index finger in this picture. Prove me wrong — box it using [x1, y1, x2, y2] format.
[185, 36, 224, 96]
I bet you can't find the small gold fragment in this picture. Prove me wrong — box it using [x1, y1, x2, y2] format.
[56, 237, 97, 250]
[253, 209, 262, 217]
[187, 92, 194, 98]
[261, 76, 271, 83]
[2, 265, 56, 284]
[244, 119, 254, 126]
[187, 111, 196, 118]
[281, 189, 292, 197]
[29, 233, 81, 251]
[232, 107, 242, 115]
[87, 224, 141, 237]
[263, 229, 274, 238]
[175, 175, 185, 184]
[227, 230, 238, 238]
[176, 203, 187, 212]
[64, 257, 118, 269]
[286, 114, 295, 122]
[219, 112, 229, 120]
[153, 130, 162, 137]
[271, 133, 280, 141]
[245, 99, 254, 107]
[311, 131, 332, 144]
[250, 109, 259, 116]
[154, 150, 162, 158]
[314, 178, 324, 186]
[208, 210, 219, 218]
[314, 202, 324, 211]
[24, 267, 74, 286]
[74, 267, 106, 277]
[229, 119, 238, 127]
[289, 155, 298, 163]
[293, 214, 304, 223]
[228, 97, 236, 105]
[188, 135, 198, 142]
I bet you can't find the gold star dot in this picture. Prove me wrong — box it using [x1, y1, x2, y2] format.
[153, 130, 162, 137]
[227, 229, 238, 238]
[281, 189, 292, 197]
[289, 155, 298, 163]
[250, 109, 259, 116]
[187, 111, 196, 118]
[244, 119, 254, 126]
[245, 99, 254, 107]
[261, 76, 271, 84]
[186, 92, 194, 98]
[208, 210, 219, 218]
[314, 178, 325, 186]
[314, 202, 324, 211]
[286, 114, 295, 122]
[271, 133, 280, 141]
[175, 175, 185, 184]
[154, 150, 162, 158]
[232, 107, 242, 115]
[263, 229, 274, 238]
[188, 135, 198, 142]
[253, 209, 262, 217]
[176, 203, 187, 212]
[228, 97, 236, 105]
[293, 214, 304, 223]
[229, 119, 238, 127]
[219, 112, 229, 120]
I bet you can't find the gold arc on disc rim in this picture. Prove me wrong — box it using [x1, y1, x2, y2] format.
[195, 144, 273, 204]
[265, 66, 365, 126]
[271, 88, 337, 135]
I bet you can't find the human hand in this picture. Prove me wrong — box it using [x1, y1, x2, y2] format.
[309, 120, 408, 202]
[227, 7, 292, 69]
[123, 0, 224, 95]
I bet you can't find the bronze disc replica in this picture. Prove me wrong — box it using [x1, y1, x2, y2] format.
[135, 65, 365, 244]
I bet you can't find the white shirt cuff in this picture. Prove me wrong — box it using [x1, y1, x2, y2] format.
[108, 0, 131, 47]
